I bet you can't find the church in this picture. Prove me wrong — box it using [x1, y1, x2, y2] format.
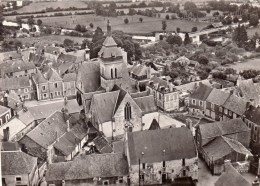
[76, 24, 159, 138]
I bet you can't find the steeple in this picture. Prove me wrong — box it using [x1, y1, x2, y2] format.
[107, 19, 111, 35]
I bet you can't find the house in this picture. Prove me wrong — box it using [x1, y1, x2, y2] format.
[0, 91, 23, 115]
[32, 68, 63, 101]
[188, 84, 213, 116]
[92, 135, 113, 154]
[0, 76, 34, 100]
[0, 51, 22, 62]
[57, 53, 77, 64]
[29, 53, 45, 67]
[129, 64, 152, 90]
[0, 59, 36, 78]
[125, 127, 198, 185]
[63, 73, 77, 98]
[1, 150, 39, 186]
[196, 119, 252, 174]
[0, 104, 12, 128]
[147, 76, 179, 111]
[205, 88, 231, 121]
[46, 153, 129, 186]
[44, 46, 65, 62]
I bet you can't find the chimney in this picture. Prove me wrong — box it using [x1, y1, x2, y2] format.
[3, 93, 8, 107]
[252, 177, 260, 186]
[224, 159, 232, 172]
[246, 101, 252, 110]
[3, 127, 10, 141]
[147, 65, 151, 79]
[67, 119, 70, 132]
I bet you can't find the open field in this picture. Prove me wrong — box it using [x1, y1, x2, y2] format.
[247, 26, 260, 37]
[227, 58, 260, 72]
[21, 14, 208, 34]
[16, 35, 87, 45]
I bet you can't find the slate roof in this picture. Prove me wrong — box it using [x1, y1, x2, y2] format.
[70, 123, 88, 140]
[25, 111, 68, 149]
[111, 85, 127, 113]
[237, 79, 259, 104]
[190, 84, 213, 101]
[46, 153, 128, 181]
[45, 46, 61, 55]
[112, 140, 124, 154]
[93, 136, 113, 154]
[0, 51, 22, 62]
[149, 119, 160, 130]
[199, 118, 249, 140]
[203, 136, 252, 161]
[91, 91, 119, 123]
[0, 118, 27, 140]
[129, 64, 149, 77]
[0, 59, 36, 75]
[1, 142, 20, 151]
[0, 105, 10, 115]
[0, 76, 31, 91]
[1, 151, 37, 175]
[127, 127, 197, 165]
[244, 105, 260, 125]
[32, 71, 47, 84]
[98, 36, 123, 60]
[17, 109, 35, 126]
[27, 99, 81, 120]
[77, 61, 101, 93]
[206, 88, 230, 105]
[0, 92, 22, 110]
[63, 72, 76, 82]
[103, 36, 117, 47]
[58, 53, 77, 63]
[223, 94, 248, 116]
[44, 68, 62, 82]
[134, 95, 157, 114]
[215, 161, 251, 186]
[130, 91, 149, 98]
[29, 53, 45, 66]
[148, 76, 169, 89]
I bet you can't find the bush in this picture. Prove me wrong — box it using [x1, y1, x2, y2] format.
[215, 49, 226, 59]
[198, 55, 209, 65]
[229, 47, 245, 54]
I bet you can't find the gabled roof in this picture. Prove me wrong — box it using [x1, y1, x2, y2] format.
[0, 118, 27, 140]
[206, 88, 230, 105]
[17, 109, 35, 126]
[111, 85, 127, 113]
[134, 95, 157, 114]
[93, 136, 113, 154]
[1, 142, 20, 151]
[44, 46, 61, 55]
[29, 53, 45, 66]
[1, 151, 37, 175]
[63, 72, 76, 82]
[0, 76, 31, 91]
[190, 84, 213, 101]
[215, 161, 251, 186]
[32, 71, 48, 84]
[127, 127, 197, 165]
[46, 153, 128, 181]
[25, 111, 68, 149]
[0, 105, 10, 115]
[149, 119, 160, 130]
[129, 64, 149, 77]
[199, 118, 249, 140]
[223, 94, 247, 115]
[70, 123, 88, 140]
[0, 59, 36, 74]
[244, 105, 260, 125]
[58, 53, 77, 63]
[45, 68, 62, 82]
[237, 79, 259, 104]
[203, 136, 252, 162]
[98, 36, 123, 60]
[91, 91, 119, 123]
[0, 51, 22, 62]
[102, 36, 118, 47]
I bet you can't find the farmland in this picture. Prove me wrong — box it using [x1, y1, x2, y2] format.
[227, 58, 260, 72]
[19, 14, 208, 34]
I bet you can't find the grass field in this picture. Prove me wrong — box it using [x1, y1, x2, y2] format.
[16, 35, 87, 45]
[247, 26, 260, 37]
[227, 58, 260, 72]
[26, 14, 208, 34]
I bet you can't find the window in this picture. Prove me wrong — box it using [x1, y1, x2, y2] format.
[103, 180, 109, 185]
[211, 103, 214, 110]
[140, 174, 144, 181]
[43, 93, 47, 98]
[16, 177, 21, 183]
[159, 93, 162, 100]
[118, 177, 123, 183]
[24, 88, 28, 93]
[182, 158, 185, 166]
[42, 85, 46, 91]
[115, 68, 117, 78]
[25, 70, 28, 73]
[124, 103, 132, 121]
[5, 114, 10, 122]
[163, 161, 166, 168]
[249, 123, 252, 128]
[111, 68, 113, 79]
[192, 99, 196, 105]
[0, 119, 2, 126]
[254, 134, 257, 142]
[255, 126, 258, 131]
[229, 111, 232, 116]
[142, 163, 145, 169]
[54, 83, 58, 88]
[224, 108, 228, 114]
[199, 101, 203, 107]
[219, 107, 223, 112]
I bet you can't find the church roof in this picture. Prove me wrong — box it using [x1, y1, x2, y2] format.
[103, 36, 117, 47]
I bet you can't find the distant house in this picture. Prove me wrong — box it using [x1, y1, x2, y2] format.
[92, 135, 113, 154]
[46, 153, 129, 186]
[0, 59, 36, 78]
[63, 73, 77, 98]
[147, 76, 179, 111]
[125, 127, 198, 185]
[44, 46, 65, 62]
[0, 91, 23, 115]
[0, 76, 34, 100]
[129, 64, 152, 87]
[1, 150, 39, 186]
[0, 104, 12, 128]
[0, 51, 22, 62]
[29, 53, 45, 67]
[196, 119, 252, 174]
[32, 68, 63, 101]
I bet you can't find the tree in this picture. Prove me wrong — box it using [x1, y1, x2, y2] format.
[232, 24, 248, 48]
[198, 55, 209, 65]
[92, 27, 104, 43]
[63, 39, 74, 48]
[124, 18, 129, 24]
[37, 19, 42, 26]
[81, 39, 92, 49]
[184, 1, 197, 12]
[233, 16, 239, 23]
[75, 24, 82, 32]
[162, 20, 167, 32]
[191, 27, 198, 32]
[212, 72, 227, 80]
[249, 14, 259, 27]
[242, 12, 248, 22]
[225, 68, 236, 75]
[165, 14, 170, 20]
[184, 33, 192, 45]
[139, 17, 143, 23]
[166, 35, 182, 46]
[16, 16, 22, 27]
[27, 17, 35, 27]
[89, 23, 94, 28]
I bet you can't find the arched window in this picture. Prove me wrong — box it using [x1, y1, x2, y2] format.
[124, 102, 132, 121]
[111, 68, 113, 79]
[5, 114, 10, 122]
[115, 68, 117, 78]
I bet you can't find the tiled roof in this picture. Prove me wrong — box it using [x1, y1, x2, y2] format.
[215, 161, 251, 186]
[129, 64, 149, 77]
[17, 109, 35, 126]
[149, 119, 160, 130]
[45, 68, 62, 82]
[29, 53, 45, 66]
[77, 61, 101, 93]
[98, 36, 123, 60]
[32, 71, 47, 84]
[0, 59, 36, 74]
[206, 88, 230, 105]
[91, 91, 119, 123]
[58, 53, 77, 63]
[237, 79, 259, 104]
[203, 136, 252, 161]
[25, 111, 68, 149]
[190, 84, 213, 101]
[0, 76, 31, 91]
[27, 99, 81, 120]
[103, 36, 118, 47]
[0, 105, 9, 115]
[244, 105, 260, 125]
[93, 136, 113, 154]
[223, 94, 247, 115]
[0, 51, 22, 62]
[134, 95, 157, 114]
[1, 151, 37, 175]
[46, 153, 128, 181]
[127, 127, 197, 165]
[199, 118, 249, 140]
[0, 118, 27, 140]
[63, 72, 76, 82]
[1, 142, 20, 151]
[70, 123, 88, 140]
